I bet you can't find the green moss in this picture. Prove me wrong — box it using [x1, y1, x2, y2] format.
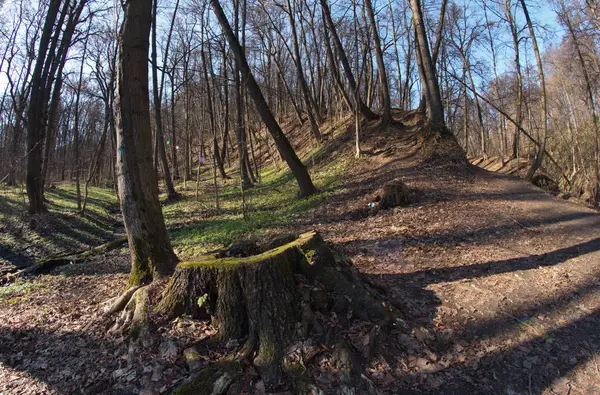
[128, 239, 152, 286]
[178, 232, 317, 270]
[0, 279, 41, 303]
[197, 293, 209, 308]
[256, 341, 278, 363]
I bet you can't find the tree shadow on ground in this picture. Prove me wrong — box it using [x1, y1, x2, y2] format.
[359, 235, 600, 393]
[0, 192, 119, 271]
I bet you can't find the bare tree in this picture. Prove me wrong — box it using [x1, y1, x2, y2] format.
[410, 0, 445, 128]
[151, 0, 180, 200]
[210, 0, 317, 197]
[520, 0, 548, 180]
[115, 0, 178, 285]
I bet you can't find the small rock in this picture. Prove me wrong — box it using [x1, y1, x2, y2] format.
[254, 380, 266, 395]
[151, 365, 163, 382]
[159, 340, 179, 362]
[112, 367, 130, 380]
[183, 347, 202, 371]
[225, 339, 238, 349]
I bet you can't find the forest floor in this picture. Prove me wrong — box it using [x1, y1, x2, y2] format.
[1, 115, 600, 394]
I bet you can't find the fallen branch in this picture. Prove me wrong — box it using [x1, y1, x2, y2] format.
[6, 236, 127, 281]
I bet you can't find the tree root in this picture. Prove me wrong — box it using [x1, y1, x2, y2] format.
[103, 286, 142, 316]
[103, 284, 154, 341]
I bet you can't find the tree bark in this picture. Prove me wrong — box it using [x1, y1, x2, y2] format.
[505, 0, 524, 159]
[558, 0, 600, 203]
[158, 231, 395, 387]
[284, 0, 322, 141]
[25, 0, 61, 214]
[410, 0, 445, 128]
[151, 0, 179, 199]
[115, 0, 178, 286]
[365, 0, 391, 126]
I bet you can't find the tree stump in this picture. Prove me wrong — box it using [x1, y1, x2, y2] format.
[531, 174, 559, 194]
[378, 180, 413, 209]
[158, 231, 396, 387]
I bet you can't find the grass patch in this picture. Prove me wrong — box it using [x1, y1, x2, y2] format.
[0, 279, 42, 304]
[166, 148, 350, 257]
[0, 128, 351, 263]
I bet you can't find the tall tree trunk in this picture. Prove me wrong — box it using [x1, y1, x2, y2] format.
[219, 44, 231, 172]
[234, 0, 254, 188]
[387, 0, 403, 109]
[505, 0, 523, 160]
[201, 47, 228, 181]
[210, 0, 317, 197]
[322, 15, 352, 111]
[151, 0, 179, 199]
[520, 0, 547, 181]
[460, 53, 486, 157]
[116, 0, 178, 286]
[559, 1, 600, 202]
[26, 0, 61, 214]
[410, 0, 445, 128]
[73, 22, 91, 212]
[279, 0, 321, 142]
[463, 68, 469, 156]
[365, 0, 391, 126]
[170, 75, 180, 180]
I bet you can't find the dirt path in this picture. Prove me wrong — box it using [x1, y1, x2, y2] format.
[296, 126, 600, 394]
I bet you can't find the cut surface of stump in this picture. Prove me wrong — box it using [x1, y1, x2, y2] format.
[378, 180, 413, 209]
[158, 231, 396, 388]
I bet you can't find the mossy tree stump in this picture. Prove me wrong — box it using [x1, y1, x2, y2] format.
[158, 231, 395, 387]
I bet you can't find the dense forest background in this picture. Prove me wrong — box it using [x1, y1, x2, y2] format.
[0, 0, 599, 206]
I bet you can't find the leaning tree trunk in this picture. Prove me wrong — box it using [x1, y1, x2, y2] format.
[210, 0, 317, 197]
[158, 232, 396, 388]
[365, 0, 391, 127]
[320, 0, 377, 121]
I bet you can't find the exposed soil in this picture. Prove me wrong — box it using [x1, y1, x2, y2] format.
[2, 118, 600, 394]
